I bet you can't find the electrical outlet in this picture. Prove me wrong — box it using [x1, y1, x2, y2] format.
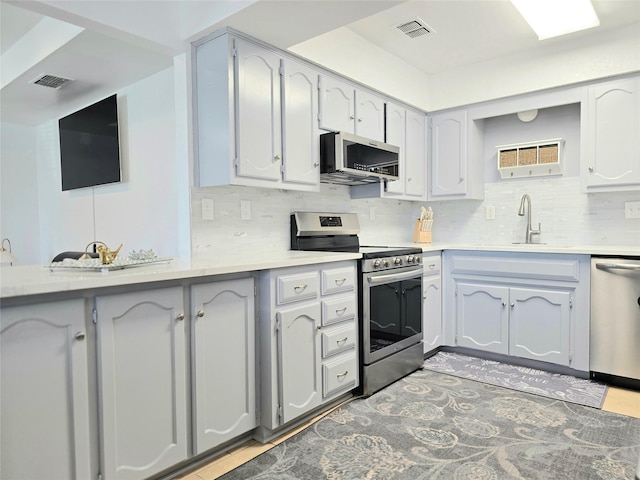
[201, 198, 214, 220]
[485, 205, 496, 220]
[625, 201, 640, 219]
[240, 200, 251, 220]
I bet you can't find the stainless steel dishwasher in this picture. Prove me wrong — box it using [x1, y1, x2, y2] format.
[590, 257, 640, 390]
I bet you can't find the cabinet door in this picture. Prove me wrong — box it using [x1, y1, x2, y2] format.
[191, 278, 256, 454]
[235, 39, 282, 181]
[405, 109, 427, 198]
[277, 302, 322, 424]
[1, 300, 91, 480]
[281, 59, 320, 188]
[456, 282, 508, 354]
[583, 77, 640, 189]
[509, 287, 571, 365]
[423, 274, 442, 353]
[96, 287, 187, 480]
[384, 102, 406, 195]
[430, 110, 468, 197]
[318, 75, 355, 133]
[355, 89, 385, 141]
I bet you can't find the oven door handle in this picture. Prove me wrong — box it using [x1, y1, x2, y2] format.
[367, 267, 423, 285]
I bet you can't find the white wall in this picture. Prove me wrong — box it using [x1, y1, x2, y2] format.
[1, 124, 41, 265]
[2, 64, 189, 264]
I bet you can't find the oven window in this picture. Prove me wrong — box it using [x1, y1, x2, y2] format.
[368, 278, 422, 354]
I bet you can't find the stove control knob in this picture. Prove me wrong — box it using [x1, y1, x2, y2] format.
[415, 256, 421, 264]
[373, 259, 381, 268]
[406, 256, 413, 264]
[394, 257, 402, 265]
[383, 259, 390, 268]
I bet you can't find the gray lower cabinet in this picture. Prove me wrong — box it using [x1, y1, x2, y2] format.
[190, 277, 256, 454]
[444, 251, 590, 371]
[258, 261, 358, 440]
[0, 299, 92, 480]
[456, 283, 571, 365]
[95, 286, 189, 480]
[422, 253, 442, 353]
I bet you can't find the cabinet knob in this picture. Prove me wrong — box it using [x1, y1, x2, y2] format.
[357, 118, 362, 122]
[176, 313, 185, 321]
[274, 154, 281, 161]
[349, 115, 355, 120]
[75, 332, 86, 340]
[314, 162, 319, 167]
[501, 302, 506, 307]
[510, 303, 515, 309]
[588, 166, 594, 172]
[197, 310, 205, 318]
[407, 177, 412, 182]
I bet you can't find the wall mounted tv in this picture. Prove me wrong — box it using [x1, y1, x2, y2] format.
[58, 94, 122, 191]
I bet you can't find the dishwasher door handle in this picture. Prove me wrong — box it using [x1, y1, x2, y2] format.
[596, 262, 640, 272]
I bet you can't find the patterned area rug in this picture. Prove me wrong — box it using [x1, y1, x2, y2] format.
[220, 370, 640, 479]
[422, 352, 608, 408]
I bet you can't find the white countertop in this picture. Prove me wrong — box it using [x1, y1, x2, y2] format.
[0, 251, 361, 300]
[1, 243, 638, 300]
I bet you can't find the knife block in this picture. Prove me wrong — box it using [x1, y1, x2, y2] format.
[412, 220, 432, 243]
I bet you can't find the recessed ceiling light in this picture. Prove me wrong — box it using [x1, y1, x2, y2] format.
[511, 0, 600, 40]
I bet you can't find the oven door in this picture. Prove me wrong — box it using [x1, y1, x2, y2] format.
[362, 265, 423, 365]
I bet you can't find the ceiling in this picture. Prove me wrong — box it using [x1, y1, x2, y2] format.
[1, 0, 639, 126]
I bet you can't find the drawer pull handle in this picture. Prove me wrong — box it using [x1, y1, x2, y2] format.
[337, 371, 349, 378]
[75, 332, 86, 340]
[336, 337, 348, 345]
[335, 278, 346, 286]
[428, 263, 436, 269]
[336, 307, 347, 315]
[294, 284, 308, 292]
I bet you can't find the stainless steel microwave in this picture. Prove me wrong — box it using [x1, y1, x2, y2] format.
[320, 131, 400, 185]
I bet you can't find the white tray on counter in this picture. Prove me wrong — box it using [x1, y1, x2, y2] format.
[46, 256, 173, 272]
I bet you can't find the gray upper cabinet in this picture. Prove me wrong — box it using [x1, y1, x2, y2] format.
[193, 33, 319, 191]
[191, 278, 257, 454]
[428, 109, 484, 200]
[234, 39, 282, 183]
[383, 103, 427, 200]
[96, 287, 188, 480]
[281, 59, 321, 189]
[581, 76, 640, 192]
[318, 75, 385, 141]
[1, 299, 92, 480]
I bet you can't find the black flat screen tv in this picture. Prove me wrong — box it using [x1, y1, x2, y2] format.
[58, 94, 121, 191]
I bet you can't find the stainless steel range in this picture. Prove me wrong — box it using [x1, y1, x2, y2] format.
[291, 212, 424, 396]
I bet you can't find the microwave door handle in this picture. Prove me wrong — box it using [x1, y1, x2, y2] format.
[596, 262, 640, 272]
[367, 267, 423, 285]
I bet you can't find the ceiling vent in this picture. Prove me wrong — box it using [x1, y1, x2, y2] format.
[29, 74, 73, 89]
[396, 18, 434, 39]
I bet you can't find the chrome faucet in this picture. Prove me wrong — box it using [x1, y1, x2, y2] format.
[518, 194, 541, 244]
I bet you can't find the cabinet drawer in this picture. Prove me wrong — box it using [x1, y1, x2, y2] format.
[276, 271, 319, 305]
[322, 322, 356, 358]
[321, 296, 356, 326]
[323, 354, 357, 398]
[321, 266, 356, 295]
[422, 255, 441, 276]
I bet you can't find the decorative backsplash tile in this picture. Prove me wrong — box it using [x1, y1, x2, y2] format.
[191, 177, 639, 260]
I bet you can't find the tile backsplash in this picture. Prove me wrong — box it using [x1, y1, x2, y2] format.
[191, 177, 639, 260]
